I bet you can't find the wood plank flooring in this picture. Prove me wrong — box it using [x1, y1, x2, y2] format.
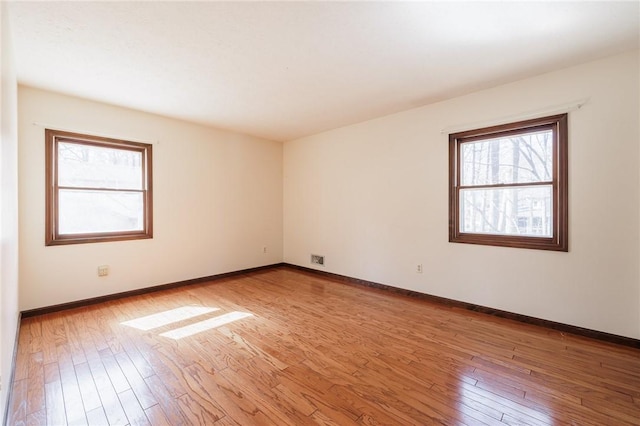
[6, 267, 640, 425]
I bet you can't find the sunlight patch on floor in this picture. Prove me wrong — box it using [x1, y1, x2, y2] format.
[458, 380, 552, 424]
[121, 306, 219, 331]
[160, 311, 253, 340]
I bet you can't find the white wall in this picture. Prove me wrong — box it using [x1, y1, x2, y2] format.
[18, 86, 283, 311]
[0, 1, 20, 420]
[284, 50, 640, 339]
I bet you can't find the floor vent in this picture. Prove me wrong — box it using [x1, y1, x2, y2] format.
[311, 254, 325, 266]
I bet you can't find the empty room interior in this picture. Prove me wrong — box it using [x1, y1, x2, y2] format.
[1, 1, 640, 425]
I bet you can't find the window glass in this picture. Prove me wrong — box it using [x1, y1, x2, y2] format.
[58, 189, 144, 234]
[460, 129, 553, 186]
[57, 142, 143, 190]
[460, 186, 552, 237]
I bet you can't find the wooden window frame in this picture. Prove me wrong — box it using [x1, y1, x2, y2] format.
[448, 114, 568, 251]
[45, 129, 153, 246]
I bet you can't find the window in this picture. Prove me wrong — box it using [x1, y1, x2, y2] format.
[45, 129, 153, 245]
[449, 114, 567, 251]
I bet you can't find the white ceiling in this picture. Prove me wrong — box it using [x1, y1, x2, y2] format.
[7, 1, 639, 142]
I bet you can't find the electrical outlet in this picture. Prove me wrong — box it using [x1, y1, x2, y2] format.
[417, 264, 423, 273]
[97, 265, 109, 277]
[263, 246, 267, 254]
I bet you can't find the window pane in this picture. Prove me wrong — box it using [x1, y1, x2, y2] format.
[59, 189, 144, 234]
[58, 142, 143, 190]
[461, 129, 553, 186]
[460, 185, 552, 237]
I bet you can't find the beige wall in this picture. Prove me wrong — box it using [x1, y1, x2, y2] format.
[1, 1, 20, 419]
[284, 50, 640, 339]
[18, 86, 283, 311]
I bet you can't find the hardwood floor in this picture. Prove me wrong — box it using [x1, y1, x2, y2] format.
[6, 267, 640, 425]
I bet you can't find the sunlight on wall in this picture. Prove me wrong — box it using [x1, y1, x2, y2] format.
[121, 305, 219, 331]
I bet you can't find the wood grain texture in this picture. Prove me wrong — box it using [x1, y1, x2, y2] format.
[7, 268, 640, 425]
